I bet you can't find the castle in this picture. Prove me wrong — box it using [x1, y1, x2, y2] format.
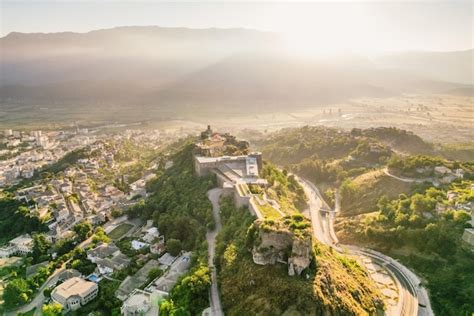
[194, 126, 266, 211]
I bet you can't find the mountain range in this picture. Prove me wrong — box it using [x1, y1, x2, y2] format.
[0, 26, 472, 118]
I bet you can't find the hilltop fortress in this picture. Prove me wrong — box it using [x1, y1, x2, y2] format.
[193, 126, 266, 213]
[193, 126, 313, 276]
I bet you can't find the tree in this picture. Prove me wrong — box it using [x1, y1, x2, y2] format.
[167, 265, 211, 315]
[166, 239, 182, 256]
[42, 303, 63, 316]
[111, 207, 123, 218]
[43, 287, 53, 298]
[340, 179, 358, 203]
[73, 221, 93, 241]
[3, 278, 31, 307]
[32, 233, 51, 262]
[159, 299, 176, 315]
[147, 267, 163, 282]
[92, 227, 110, 244]
[410, 194, 434, 214]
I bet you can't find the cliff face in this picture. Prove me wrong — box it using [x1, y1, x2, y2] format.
[217, 201, 385, 315]
[250, 216, 313, 276]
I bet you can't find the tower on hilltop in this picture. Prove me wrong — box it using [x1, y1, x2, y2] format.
[201, 125, 213, 139]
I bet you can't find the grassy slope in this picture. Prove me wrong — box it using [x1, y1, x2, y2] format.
[438, 142, 474, 162]
[216, 198, 383, 316]
[341, 170, 414, 216]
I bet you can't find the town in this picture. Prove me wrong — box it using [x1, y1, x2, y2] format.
[0, 125, 472, 316]
[0, 126, 199, 315]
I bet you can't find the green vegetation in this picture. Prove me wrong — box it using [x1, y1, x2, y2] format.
[92, 227, 111, 244]
[3, 278, 31, 307]
[17, 307, 37, 316]
[261, 163, 307, 213]
[0, 193, 47, 244]
[359, 127, 433, 154]
[159, 265, 211, 315]
[257, 126, 474, 315]
[256, 126, 361, 165]
[107, 223, 133, 240]
[340, 170, 414, 215]
[31, 233, 52, 264]
[337, 181, 474, 315]
[215, 197, 383, 315]
[67, 249, 96, 276]
[72, 279, 122, 315]
[42, 303, 63, 316]
[127, 142, 216, 251]
[387, 154, 473, 178]
[257, 203, 282, 219]
[147, 267, 163, 283]
[166, 238, 183, 256]
[252, 214, 312, 240]
[438, 142, 474, 162]
[255, 126, 394, 187]
[73, 221, 93, 240]
[2, 217, 99, 309]
[41, 148, 89, 177]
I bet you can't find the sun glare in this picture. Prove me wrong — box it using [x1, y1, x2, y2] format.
[271, 4, 380, 57]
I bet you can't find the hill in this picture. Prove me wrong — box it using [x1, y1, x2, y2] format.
[215, 198, 384, 315]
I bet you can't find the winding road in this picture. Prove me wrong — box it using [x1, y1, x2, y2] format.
[383, 167, 431, 184]
[206, 188, 224, 316]
[296, 177, 434, 316]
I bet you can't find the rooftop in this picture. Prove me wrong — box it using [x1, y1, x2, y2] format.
[10, 234, 33, 246]
[52, 277, 97, 299]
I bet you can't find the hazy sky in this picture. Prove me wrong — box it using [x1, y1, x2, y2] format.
[1, 1, 472, 53]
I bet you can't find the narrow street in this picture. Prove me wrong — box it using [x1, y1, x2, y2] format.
[206, 188, 224, 316]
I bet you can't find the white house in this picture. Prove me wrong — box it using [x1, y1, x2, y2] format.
[142, 227, 159, 243]
[51, 277, 98, 311]
[0, 234, 34, 258]
[121, 289, 160, 316]
[131, 240, 149, 251]
[87, 243, 131, 275]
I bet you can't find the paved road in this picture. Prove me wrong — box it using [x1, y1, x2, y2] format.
[297, 177, 434, 316]
[206, 188, 224, 316]
[6, 266, 69, 316]
[298, 178, 332, 245]
[6, 217, 116, 316]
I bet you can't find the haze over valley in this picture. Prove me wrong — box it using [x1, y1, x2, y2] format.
[0, 26, 472, 135]
[0, 2, 473, 316]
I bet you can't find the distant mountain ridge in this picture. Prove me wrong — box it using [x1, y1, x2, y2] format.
[374, 49, 473, 85]
[0, 26, 472, 117]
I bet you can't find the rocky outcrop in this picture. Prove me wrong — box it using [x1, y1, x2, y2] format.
[250, 216, 313, 276]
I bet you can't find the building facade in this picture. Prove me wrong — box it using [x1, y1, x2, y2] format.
[51, 277, 98, 311]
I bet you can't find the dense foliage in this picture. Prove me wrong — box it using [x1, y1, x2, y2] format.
[256, 126, 393, 186]
[72, 279, 122, 315]
[127, 142, 216, 251]
[260, 163, 307, 213]
[257, 126, 474, 315]
[388, 154, 474, 178]
[0, 194, 46, 244]
[255, 126, 361, 165]
[159, 265, 212, 315]
[214, 197, 383, 314]
[337, 181, 474, 315]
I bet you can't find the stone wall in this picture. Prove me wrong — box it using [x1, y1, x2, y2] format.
[250, 219, 313, 276]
